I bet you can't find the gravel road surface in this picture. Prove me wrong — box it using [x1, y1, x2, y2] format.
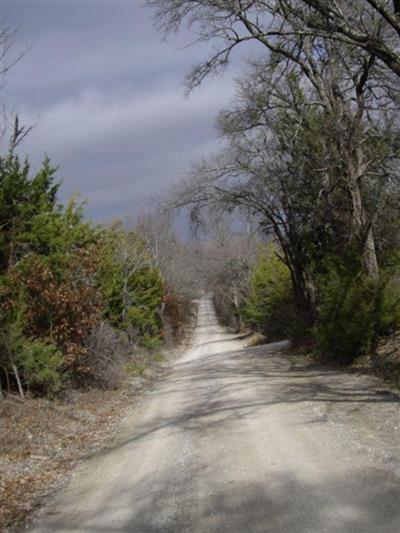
[30, 297, 400, 532]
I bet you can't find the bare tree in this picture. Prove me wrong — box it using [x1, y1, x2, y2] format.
[168, 51, 400, 321]
[0, 27, 31, 151]
[278, 0, 400, 79]
[135, 207, 201, 299]
[101, 220, 151, 335]
[150, 0, 400, 279]
[149, 1, 400, 83]
[203, 213, 261, 328]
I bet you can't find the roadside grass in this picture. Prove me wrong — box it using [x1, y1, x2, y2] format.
[244, 332, 267, 348]
[124, 361, 146, 377]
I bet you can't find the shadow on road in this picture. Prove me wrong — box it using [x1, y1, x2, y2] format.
[92, 342, 398, 456]
[36, 464, 400, 532]
[33, 327, 400, 533]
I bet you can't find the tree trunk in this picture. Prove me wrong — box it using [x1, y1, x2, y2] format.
[233, 289, 244, 330]
[349, 174, 379, 280]
[122, 274, 130, 323]
[279, 242, 315, 329]
[12, 363, 24, 400]
[362, 225, 379, 280]
[287, 260, 315, 329]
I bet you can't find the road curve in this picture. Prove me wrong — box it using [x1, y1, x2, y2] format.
[31, 296, 400, 532]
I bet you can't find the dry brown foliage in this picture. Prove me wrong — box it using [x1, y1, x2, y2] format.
[2, 250, 101, 381]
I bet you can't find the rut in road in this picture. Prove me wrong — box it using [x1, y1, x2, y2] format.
[31, 296, 400, 533]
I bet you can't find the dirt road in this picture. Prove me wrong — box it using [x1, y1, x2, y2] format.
[31, 297, 400, 532]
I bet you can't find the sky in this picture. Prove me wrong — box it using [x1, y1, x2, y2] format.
[0, 0, 241, 221]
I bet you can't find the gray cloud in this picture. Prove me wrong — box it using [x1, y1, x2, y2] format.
[1, 0, 237, 220]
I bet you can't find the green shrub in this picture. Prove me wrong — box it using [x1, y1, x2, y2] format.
[124, 361, 146, 377]
[314, 265, 400, 364]
[97, 227, 164, 345]
[140, 333, 162, 351]
[19, 339, 64, 396]
[243, 245, 295, 340]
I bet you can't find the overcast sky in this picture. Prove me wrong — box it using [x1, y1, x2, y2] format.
[0, 0, 241, 221]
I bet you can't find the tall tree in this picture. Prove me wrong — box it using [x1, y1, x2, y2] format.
[149, 1, 400, 81]
[150, 0, 400, 279]
[0, 152, 59, 271]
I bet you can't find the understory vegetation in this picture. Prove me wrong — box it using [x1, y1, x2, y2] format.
[0, 143, 196, 398]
